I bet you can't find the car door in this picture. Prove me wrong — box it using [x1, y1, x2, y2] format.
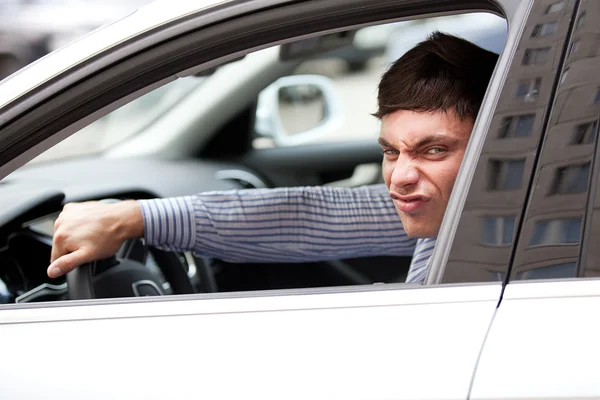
[470, 1, 600, 398]
[0, 0, 529, 399]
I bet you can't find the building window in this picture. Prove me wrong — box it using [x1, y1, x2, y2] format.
[531, 21, 558, 37]
[523, 47, 551, 65]
[499, 114, 535, 138]
[577, 12, 586, 29]
[546, 1, 565, 14]
[515, 262, 576, 280]
[488, 159, 526, 190]
[572, 121, 598, 145]
[549, 163, 591, 195]
[569, 40, 580, 57]
[482, 216, 515, 245]
[529, 218, 581, 246]
[594, 89, 600, 104]
[516, 77, 542, 98]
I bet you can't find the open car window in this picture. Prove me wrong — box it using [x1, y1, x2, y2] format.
[0, 9, 508, 305]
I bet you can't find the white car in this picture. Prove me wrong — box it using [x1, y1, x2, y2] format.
[0, 0, 598, 399]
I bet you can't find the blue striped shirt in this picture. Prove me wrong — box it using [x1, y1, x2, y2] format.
[138, 184, 434, 281]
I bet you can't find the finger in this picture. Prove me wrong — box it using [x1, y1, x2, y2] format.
[50, 228, 68, 263]
[47, 250, 88, 279]
[50, 239, 61, 264]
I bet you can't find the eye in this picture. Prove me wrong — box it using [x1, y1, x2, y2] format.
[381, 148, 399, 156]
[426, 147, 445, 154]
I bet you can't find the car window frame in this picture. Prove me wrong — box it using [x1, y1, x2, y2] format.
[0, 0, 520, 310]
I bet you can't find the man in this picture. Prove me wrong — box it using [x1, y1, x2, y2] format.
[47, 32, 499, 284]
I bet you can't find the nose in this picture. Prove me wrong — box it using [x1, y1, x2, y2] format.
[390, 156, 420, 189]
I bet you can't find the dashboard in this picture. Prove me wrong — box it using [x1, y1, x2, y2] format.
[0, 157, 253, 304]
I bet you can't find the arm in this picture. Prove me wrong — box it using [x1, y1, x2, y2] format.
[139, 184, 417, 263]
[47, 184, 415, 278]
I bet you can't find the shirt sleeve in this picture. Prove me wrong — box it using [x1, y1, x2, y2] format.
[137, 183, 417, 263]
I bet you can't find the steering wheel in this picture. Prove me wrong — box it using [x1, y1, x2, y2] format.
[66, 238, 197, 300]
[64, 198, 212, 300]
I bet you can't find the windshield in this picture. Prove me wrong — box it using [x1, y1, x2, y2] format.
[29, 76, 205, 164]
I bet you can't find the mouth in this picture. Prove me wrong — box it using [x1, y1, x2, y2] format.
[390, 193, 430, 213]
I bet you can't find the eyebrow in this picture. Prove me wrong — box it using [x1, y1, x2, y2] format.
[378, 137, 393, 148]
[378, 135, 460, 149]
[414, 135, 456, 148]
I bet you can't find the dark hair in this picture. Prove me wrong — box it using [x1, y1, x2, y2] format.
[374, 31, 499, 121]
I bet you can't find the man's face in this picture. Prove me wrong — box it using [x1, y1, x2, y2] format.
[379, 109, 473, 238]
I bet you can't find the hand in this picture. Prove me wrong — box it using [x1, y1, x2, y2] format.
[47, 200, 144, 278]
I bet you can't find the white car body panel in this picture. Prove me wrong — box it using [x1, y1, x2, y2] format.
[471, 279, 600, 399]
[0, 284, 501, 399]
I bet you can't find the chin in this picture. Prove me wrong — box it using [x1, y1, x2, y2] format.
[405, 230, 437, 239]
[396, 207, 442, 238]
[400, 219, 439, 238]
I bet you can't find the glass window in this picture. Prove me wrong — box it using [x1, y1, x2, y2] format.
[523, 47, 551, 65]
[505, 160, 526, 189]
[549, 163, 591, 195]
[514, 114, 535, 137]
[502, 217, 516, 244]
[571, 121, 597, 145]
[529, 221, 549, 245]
[594, 89, 600, 104]
[489, 159, 526, 190]
[516, 82, 530, 97]
[564, 219, 582, 243]
[482, 216, 515, 245]
[516, 77, 541, 98]
[498, 117, 512, 138]
[542, 21, 558, 35]
[499, 115, 535, 138]
[515, 262, 576, 280]
[531, 21, 558, 37]
[482, 217, 498, 244]
[443, 0, 572, 285]
[528, 219, 581, 246]
[546, 1, 565, 14]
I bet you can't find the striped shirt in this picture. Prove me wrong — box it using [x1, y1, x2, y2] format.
[138, 183, 435, 282]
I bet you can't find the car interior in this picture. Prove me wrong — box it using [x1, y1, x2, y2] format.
[0, 11, 507, 304]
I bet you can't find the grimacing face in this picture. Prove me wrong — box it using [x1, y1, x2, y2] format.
[379, 109, 474, 238]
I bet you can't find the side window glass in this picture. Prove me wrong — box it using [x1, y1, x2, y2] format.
[510, 3, 600, 281]
[443, 0, 577, 284]
[252, 12, 507, 150]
